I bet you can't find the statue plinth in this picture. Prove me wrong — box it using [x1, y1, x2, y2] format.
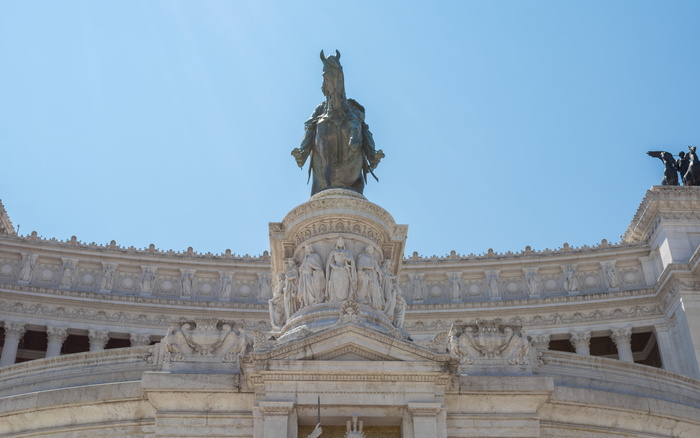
[267, 189, 408, 338]
[272, 301, 409, 346]
[269, 189, 407, 279]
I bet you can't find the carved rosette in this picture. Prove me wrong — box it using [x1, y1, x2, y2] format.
[448, 320, 531, 374]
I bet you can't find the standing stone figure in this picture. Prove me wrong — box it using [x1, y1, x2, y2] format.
[291, 50, 384, 196]
[326, 237, 357, 302]
[486, 272, 500, 300]
[269, 273, 286, 329]
[220, 272, 233, 300]
[140, 267, 155, 294]
[180, 271, 193, 298]
[356, 246, 383, 309]
[603, 264, 619, 289]
[18, 253, 36, 283]
[393, 289, 406, 328]
[449, 273, 462, 301]
[257, 273, 272, 300]
[284, 259, 300, 319]
[564, 265, 579, 293]
[525, 270, 540, 297]
[410, 274, 425, 302]
[60, 260, 75, 288]
[298, 245, 325, 308]
[100, 264, 116, 291]
[381, 259, 397, 314]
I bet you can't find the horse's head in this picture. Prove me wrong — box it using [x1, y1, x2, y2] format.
[320, 50, 345, 100]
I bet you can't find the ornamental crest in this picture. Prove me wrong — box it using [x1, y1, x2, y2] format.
[161, 319, 249, 371]
[448, 319, 530, 374]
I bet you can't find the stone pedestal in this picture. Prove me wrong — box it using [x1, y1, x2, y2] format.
[408, 403, 443, 437]
[269, 189, 408, 284]
[142, 372, 252, 438]
[446, 376, 554, 438]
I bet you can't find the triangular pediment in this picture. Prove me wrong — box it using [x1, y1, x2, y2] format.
[250, 322, 449, 364]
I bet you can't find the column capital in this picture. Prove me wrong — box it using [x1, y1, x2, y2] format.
[88, 329, 110, 349]
[130, 333, 151, 347]
[46, 326, 69, 343]
[569, 330, 591, 347]
[529, 333, 550, 349]
[407, 402, 442, 416]
[258, 401, 295, 416]
[610, 327, 633, 346]
[3, 321, 27, 338]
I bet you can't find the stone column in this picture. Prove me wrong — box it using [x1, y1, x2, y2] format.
[88, 329, 110, 351]
[130, 333, 152, 347]
[407, 402, 442, 437]
[611, 327, 634, 363]
[530, 333, 550, 350]
[45, 326, 69, 358]
[569, 330, 591, 355]
[258, 402, 295, 438]
[0, 321, 26, 366]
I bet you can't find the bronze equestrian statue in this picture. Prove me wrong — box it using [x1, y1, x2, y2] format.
[292, 50, 384, 196]
[648, 147, 700, 186]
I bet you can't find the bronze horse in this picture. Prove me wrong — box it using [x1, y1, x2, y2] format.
[292, 50, 384, 196]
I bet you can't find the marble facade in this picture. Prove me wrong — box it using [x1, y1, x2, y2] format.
[0, 186, 700, 437]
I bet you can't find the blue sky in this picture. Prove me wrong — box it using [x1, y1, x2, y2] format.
[1, 1, 699, 257]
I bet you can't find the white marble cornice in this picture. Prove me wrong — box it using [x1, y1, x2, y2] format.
[623, 186, 700, 243]
[0, 283, 268, 312]
[403, 239, 647, 264]
[0, 234, 271, 266]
